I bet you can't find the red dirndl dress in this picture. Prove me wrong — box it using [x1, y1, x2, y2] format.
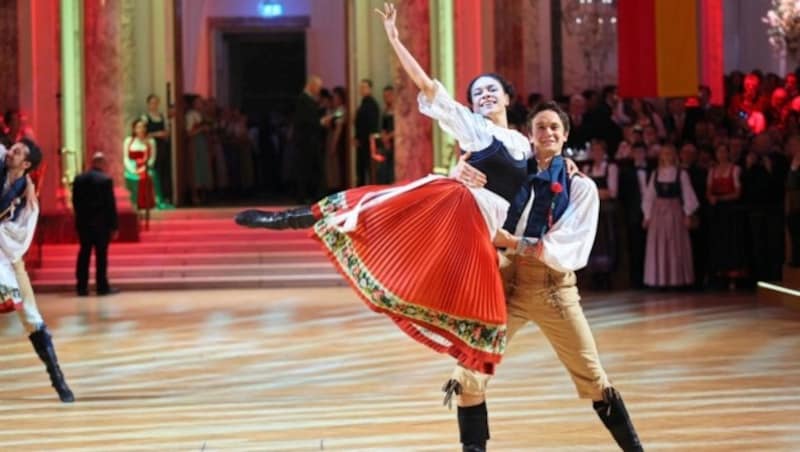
[311, 175, 506, 374]
[128, 143, 155, 210]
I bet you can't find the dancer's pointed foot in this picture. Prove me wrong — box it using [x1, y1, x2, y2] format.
[235, 207, 316, 230]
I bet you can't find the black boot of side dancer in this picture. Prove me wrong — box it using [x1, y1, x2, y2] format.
[29, 325, 75, 403]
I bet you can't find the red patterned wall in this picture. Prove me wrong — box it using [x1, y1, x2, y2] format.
[83, 0, 124, 185]
[0, 0, 19, 113]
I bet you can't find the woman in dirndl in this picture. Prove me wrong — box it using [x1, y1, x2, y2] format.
[581, 138, 619, 289]
[236, 4, 532, 375]
[123, 119, 157, 230]
[642, 143, 699, 287]
[706, 142, 747, 288]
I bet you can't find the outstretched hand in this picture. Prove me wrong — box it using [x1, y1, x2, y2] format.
[375, 3, 399, 41]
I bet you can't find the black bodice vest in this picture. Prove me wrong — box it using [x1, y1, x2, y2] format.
[466, 137, 528, 203]
[654, 169, 682, 199]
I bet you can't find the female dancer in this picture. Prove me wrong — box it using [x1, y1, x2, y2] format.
[238, 4, 531, 375]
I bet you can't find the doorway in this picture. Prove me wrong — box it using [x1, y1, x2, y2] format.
[208, 17, 309, 204]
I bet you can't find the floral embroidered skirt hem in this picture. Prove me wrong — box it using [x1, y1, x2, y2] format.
[311, 178, 507, 374]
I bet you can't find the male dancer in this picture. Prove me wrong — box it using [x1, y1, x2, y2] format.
[448, 103, 642, 451]
[0, 139, 74, 402]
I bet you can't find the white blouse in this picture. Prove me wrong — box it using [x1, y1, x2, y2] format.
[417, 80, 532, 238]
[418, 80, 531, 160]
[123, 137, 157, 177]
[642, 166, 700, 220]
[512, 175, 600, 272]
[0, 192, 39, 296]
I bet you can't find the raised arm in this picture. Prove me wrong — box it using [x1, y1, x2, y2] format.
[376, 3, 436, 101]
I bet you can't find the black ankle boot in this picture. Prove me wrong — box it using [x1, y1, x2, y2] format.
[29, 325, 75, 403]
[593, 388, 642, 451]
[235, 207, 317, 230]
[458, 402, 490, 452]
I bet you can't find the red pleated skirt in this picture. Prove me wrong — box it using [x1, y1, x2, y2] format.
[311, 177, 507, 374]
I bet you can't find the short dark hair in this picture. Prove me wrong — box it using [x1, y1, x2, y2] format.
[602, 85, 617, 100]
[527, 101, 571, 134]
[332, 86, 347, 103]
[361, 79, 373, 88]
[383, 84, 394, 92]
[19, 138, 42, 174]
[465, 73, 515, 105]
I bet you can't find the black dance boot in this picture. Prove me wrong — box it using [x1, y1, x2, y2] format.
[593, 388, 643, 451]
[29, 325, 75, 403]
[458, 402, 490, 452]
[235, 207, 317, 230]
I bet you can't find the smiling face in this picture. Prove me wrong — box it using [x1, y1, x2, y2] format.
[5, 142, 30, 173]
[469, 76, 510, 118]
[530, 110, 568, 157]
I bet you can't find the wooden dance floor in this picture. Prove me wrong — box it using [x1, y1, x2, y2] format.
[1, 288, 798, 451]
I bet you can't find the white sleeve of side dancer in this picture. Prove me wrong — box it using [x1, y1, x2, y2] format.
[538, 176, 599, 272]
[417, 80, 493, 152]
[0, 203, 39, 264]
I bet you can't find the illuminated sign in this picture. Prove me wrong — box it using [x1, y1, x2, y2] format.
[259, 0, 283, 17]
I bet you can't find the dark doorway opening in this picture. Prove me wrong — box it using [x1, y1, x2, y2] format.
[220, 31, 305, 204]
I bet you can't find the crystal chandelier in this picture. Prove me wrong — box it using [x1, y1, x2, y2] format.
[561, 0, 618, 89]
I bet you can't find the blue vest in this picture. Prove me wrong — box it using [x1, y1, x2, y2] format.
[503, 155, 571, 238]
[466, 137, 528, 204]
[0, 161, 28, 222]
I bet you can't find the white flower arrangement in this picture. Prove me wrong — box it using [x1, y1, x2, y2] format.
[763, 0, 800, 57]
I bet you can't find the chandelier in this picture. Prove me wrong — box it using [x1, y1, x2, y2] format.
[561, 0, 618, 89]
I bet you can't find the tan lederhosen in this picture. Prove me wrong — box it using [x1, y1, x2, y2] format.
[452, 254, 610, 401]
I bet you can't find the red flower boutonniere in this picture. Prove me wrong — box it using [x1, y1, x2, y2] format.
[545, 181, 564, 231]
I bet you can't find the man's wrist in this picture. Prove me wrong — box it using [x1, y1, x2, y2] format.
[515, 237, 539, 256]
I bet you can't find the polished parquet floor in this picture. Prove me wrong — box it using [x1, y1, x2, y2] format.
[0, 288, 798, 451]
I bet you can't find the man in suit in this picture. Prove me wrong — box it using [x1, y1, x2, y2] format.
[355, 79, 380, 186]
[292, 75, 325, 203]
[72, 151, 119, 297]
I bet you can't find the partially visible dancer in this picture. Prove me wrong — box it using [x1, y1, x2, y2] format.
[0, 139, 74, 402]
